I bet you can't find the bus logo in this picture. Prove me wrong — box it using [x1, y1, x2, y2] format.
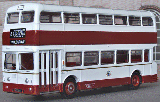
[106, 71, 111, 76]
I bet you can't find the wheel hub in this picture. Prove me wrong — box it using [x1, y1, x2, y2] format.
[65, 82, 75, 95]
[132, 75, 140, 86]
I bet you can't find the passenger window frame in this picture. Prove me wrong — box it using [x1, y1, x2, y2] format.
[64, 13, 80, 24]
[40, 11, 62, 23]
[65, 52, 82, 67]
[114, 15, 127, 25]
[21, 11, 35, 23]
[82, 14, 97, 24]
[129, 16, 141, 26]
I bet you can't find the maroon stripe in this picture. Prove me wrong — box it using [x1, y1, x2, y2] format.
[78, 77, 131, 90]
[3, 74, 157, 95]
[2, 31, 157, 45]
[142, 74, 158, 83]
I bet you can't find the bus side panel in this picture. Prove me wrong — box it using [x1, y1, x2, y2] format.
[78, 77, 131, 90]
[79, 66, 130, 90]
[142, 62, 158, 83]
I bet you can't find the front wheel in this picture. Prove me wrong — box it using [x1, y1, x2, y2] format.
[130, 73, 141, 90]
[61, 78, 77, 99]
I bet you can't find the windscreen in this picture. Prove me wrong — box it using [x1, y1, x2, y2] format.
[19, 53, 34, 70]
[7, 12, 19, 24]
[4, 54, 16, 70]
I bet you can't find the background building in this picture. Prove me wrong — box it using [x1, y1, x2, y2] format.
[0, 0, 160, 81]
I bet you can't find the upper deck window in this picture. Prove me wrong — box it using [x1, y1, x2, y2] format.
[99, 15, 113, 25]
[82, 14, 97, 24]
[40, 12, 61, 23]
[129, 16, 141, 26]
[7, 12, 19, 24]
[21, 11, 34, 23]
[114, 16, 127, 25]
[64, 13, 80, 24]
[142, 17, 153, 26]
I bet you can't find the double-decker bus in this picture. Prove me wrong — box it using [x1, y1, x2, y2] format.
[2, 3, 158, 98]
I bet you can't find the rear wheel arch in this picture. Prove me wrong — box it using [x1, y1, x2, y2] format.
[63, 75, 78, 84]
[61, 75, 78, 99]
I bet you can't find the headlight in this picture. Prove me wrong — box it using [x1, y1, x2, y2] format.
[3, 76, 5, 81]
[29, 88, 32, 91]
[25, 78, 29, 83]
[7, 77, 10, 81]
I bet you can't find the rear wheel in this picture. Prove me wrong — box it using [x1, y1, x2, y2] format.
[61, 78, 77, 99]
[130, 73, 141, 90]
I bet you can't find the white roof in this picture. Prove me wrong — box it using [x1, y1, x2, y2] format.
[6, 3, 153, 17]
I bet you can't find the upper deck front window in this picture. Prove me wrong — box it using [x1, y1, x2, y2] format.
[7, 12, 19, 24]
[21, 11, 34, 23]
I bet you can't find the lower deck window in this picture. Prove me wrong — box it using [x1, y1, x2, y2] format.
[144, 49, 149, 62]
[84, 51, 99, 66]
[117, 50, 129, 63]
[19, 53, 34, 70]
[66, 52, 82, 67]
[4, 54, 16, 70]
[101, 51, 114, 64]
[131, 50, 142, 63]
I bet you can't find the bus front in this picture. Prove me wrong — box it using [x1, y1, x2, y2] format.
[2, 3, 42, 95]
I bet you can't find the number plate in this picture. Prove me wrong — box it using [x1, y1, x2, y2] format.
[10, 28, 26, 38]
[15, 89, 22, 93]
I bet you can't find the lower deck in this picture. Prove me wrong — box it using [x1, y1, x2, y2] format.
[2, 44, 158, 95]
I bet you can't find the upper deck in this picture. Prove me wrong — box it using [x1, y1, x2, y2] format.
[2, 3, 157, 45]
[3, 3, 156, 32]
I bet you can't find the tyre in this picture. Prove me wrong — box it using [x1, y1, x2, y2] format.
[130, 72, 141, 90]
[61, 78, 77, 99]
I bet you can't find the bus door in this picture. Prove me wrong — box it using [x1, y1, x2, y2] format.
[49, 51, 61, 90]
[39, 50, 61, 92]
[39, 51, 50, 91]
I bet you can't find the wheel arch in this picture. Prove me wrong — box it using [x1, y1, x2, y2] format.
[131, 70, 142, 76]
[63, 75, 79, 83]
